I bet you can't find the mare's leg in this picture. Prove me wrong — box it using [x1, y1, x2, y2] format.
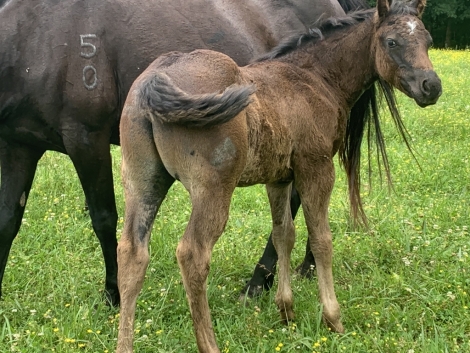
[295, 236, 316, 279]
[295, 159, 343, 332]
[63, 127, 119, 305]
[291, 187, 316, 277]
[266, 182, 296, 322]
[176, 184, 234, 353]
[0, 140, 44, 298]
[116, 117, 175, 353]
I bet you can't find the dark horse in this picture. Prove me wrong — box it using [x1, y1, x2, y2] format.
[117, 0, 441, 351]
[0, 0, 368, 305]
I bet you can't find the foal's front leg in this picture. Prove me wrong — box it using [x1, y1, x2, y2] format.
[266, 182, 296, 322]
[176, 186, 235, 353]
[295, 159, 344, 333]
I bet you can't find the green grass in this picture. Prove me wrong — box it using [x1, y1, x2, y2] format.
[1, 49, 469, 353]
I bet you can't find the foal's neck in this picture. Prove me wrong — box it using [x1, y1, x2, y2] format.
[281, 16, 378, 110]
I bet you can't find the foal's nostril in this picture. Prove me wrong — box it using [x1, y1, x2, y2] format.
[421, 72, 443, 100]
[422, 79, 430, 95]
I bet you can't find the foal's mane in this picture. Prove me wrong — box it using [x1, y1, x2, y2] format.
[258, 1, 421, 62]
[257, 3, 419, 226]
[256, 9, 375, 62]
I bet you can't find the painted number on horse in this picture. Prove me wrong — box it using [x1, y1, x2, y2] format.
[80, 34, 98, 90]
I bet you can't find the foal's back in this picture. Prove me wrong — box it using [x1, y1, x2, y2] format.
[132, 48, 343, 187]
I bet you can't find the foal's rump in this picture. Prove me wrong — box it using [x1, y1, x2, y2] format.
[120, 49, 258, 187]
[136, 50, 255, 128]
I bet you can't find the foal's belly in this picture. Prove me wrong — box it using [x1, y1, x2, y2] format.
[237, 147, 293, 187]
[236, 109, 294, 186]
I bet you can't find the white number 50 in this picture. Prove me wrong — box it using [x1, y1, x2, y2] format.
[80, 34, 97, 58]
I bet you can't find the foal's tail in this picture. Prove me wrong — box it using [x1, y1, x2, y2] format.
[139, 73, 256, 128]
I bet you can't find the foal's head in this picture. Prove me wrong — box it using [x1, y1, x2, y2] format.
[373, 0, 441, 107]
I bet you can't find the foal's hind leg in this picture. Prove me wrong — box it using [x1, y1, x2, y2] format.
[116, 119, 175, 353]
[295, 159, 344, 333]
[266, 182, 296, 322]
[177, 183, 236, 353]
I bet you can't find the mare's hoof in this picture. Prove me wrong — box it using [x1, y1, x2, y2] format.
[295, 262, 316, 279]
[239, 270, 275, 300]
[239, 284, 264, 303]
[105, 288, 120, 307]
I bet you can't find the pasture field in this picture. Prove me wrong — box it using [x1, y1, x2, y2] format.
[1, 49, 469, 352]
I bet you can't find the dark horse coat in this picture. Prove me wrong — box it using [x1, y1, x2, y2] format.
[0, 0, 365, 304]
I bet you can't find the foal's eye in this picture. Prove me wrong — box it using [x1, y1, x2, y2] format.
[387, 39, 397, 48]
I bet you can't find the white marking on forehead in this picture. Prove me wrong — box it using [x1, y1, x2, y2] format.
[407, 20, 417, 35]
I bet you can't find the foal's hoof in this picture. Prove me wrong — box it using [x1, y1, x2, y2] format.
[323, 314, 344, 333]
[295, 262, 316, 279]
[279, 308, 295, 324]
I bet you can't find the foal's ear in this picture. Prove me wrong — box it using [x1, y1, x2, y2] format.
[412, 0, 427, 17]
[377, 0, 392, 18]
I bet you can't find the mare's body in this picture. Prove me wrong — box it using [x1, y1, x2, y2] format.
[0, 0, 362, 304]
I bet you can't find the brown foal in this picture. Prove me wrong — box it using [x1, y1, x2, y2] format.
[117, 0, 441, 351]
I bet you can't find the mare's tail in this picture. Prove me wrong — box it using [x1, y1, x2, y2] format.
[139, 73, 255, 128]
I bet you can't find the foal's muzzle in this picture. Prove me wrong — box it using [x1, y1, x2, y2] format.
[400, 70, 442, 107]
